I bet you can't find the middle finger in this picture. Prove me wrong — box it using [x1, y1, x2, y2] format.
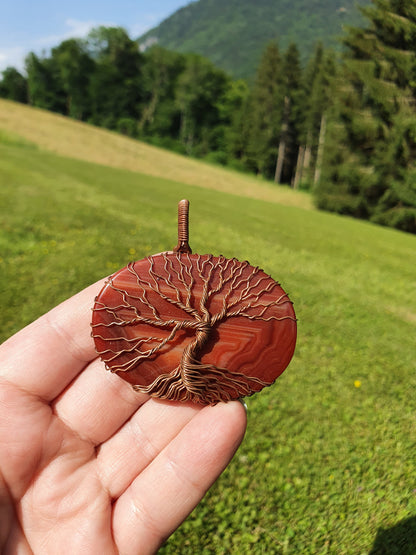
[53, 358, 148, 444]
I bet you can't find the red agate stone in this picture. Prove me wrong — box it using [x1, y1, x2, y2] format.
[92, 251, 296, 404]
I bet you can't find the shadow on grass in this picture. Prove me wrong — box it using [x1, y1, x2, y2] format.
[369, 516, 416, 555]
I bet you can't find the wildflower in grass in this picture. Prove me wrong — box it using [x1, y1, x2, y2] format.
[354, 380, 362, 388]
[129, 247, 137, 257]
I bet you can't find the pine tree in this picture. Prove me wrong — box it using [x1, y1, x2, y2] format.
[296, 43, 337, 189]
[276, 43, 305, 185]
[245, 41, 285, 179]
[316, 0, 416, 233]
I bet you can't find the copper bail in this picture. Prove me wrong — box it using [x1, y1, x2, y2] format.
[173, 199, 192, 254]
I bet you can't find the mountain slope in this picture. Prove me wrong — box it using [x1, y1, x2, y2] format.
[139, 0, 370, 78]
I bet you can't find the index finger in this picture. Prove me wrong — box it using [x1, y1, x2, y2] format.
[0, 279, 106, 401]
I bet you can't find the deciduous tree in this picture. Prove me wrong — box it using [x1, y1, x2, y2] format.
[139, 46, 185, 142]
[176, 54, 229, 156]
[50, 39, 93, 119]
[0, 67, 27, 103]
[25, 53, 66, 113]
[86, 27, 144, 128]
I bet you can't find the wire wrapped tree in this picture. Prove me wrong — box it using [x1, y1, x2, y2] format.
[92, 201, 297, 404]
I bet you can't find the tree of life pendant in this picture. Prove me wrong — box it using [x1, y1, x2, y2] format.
[91, 200, 297, 405]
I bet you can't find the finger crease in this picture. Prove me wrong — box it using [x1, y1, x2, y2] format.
[45, 311, 90, 366]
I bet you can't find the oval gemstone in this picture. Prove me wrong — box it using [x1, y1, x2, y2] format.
[91, 252, 296, 404]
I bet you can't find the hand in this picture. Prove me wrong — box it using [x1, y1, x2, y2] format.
[0, 281, 247, 554]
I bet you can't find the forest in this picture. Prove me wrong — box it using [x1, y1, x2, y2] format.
[1, 0, 415, 234]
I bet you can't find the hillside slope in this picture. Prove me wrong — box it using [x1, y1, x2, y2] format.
[0, 99, 312, 210]
[139, 0, 370, 78]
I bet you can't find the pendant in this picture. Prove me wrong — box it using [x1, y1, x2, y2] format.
[91, 200, 296, 405]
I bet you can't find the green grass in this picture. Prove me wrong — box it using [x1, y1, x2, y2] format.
[1, 126, 416, 553]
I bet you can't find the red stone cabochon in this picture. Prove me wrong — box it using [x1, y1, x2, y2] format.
[91, 253, 296, 404]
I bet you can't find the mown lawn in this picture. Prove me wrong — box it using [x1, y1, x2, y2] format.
[0, 126, 415, 554]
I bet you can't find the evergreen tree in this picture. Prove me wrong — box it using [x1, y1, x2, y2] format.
[316, 0, 416, 233]
[276, 42, 305, 185]
[245, 41, 285, 178]
[296, 43, 337, 189]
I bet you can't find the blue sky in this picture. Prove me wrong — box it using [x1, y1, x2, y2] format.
[0, 0, 188, 72]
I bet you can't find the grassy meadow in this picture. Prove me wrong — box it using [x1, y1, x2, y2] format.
[0, 99, 312, 210]
[0, 101, 415, 553]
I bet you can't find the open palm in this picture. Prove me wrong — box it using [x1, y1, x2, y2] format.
[0, 281, 247, 554]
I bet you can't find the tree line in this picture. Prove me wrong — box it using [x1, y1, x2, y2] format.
[0, 28, 335, 193]
[1, 0, 415, 234]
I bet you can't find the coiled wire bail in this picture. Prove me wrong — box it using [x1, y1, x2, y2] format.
[173, 199, 192, 254]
